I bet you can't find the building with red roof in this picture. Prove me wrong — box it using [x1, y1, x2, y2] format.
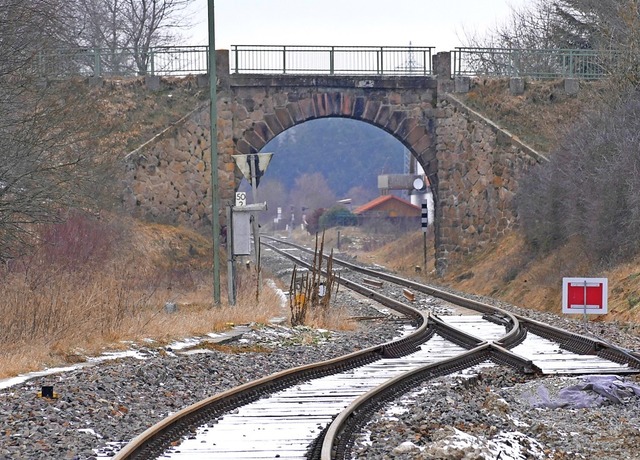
[353, 195, 421, 232]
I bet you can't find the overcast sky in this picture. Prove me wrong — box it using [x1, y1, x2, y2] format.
[182, 0, 528, 52]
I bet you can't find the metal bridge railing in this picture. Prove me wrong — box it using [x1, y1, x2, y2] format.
[34, 45, 433, 77]
[32, 45, 626, 80]
[230, 45, 434, 75]
[34, 46, 210, 78]
[453, 47, 623, 80]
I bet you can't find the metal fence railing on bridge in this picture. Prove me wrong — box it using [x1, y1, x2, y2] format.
[34, 46, 210, 78]
[31, 45, 627, 80]
[230, 45, 434, 75]
[452, 47, 624, 80]
[33, 45, 434, 78]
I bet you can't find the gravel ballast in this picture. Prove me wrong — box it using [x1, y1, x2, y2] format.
[1, 249, 640, 460]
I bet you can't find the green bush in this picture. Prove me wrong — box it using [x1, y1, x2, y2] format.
[319, 206, 358, 229]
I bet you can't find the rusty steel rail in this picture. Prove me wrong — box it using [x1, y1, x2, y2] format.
[264, 236, 640, 459]
[262, 235, 523, 347]
[114, 343, 385, 459]
[518, 316, 640, 367]
[261, 235, 640, 365]
[114, 245, 435, 459]
[114, 237, 639, 459]
[114, 240, 520, 459]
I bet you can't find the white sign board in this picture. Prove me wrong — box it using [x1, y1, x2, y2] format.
[562, 277, 608, 315]
[232, 212, 251, 256]
[235, 192, 247, 207]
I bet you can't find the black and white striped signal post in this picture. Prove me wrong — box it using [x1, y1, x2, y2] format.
[421, 202, 428, 272]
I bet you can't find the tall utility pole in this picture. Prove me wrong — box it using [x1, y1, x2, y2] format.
[208, 0, 220, 304]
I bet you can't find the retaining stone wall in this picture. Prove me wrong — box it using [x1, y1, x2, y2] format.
[434, 96, 539, 272]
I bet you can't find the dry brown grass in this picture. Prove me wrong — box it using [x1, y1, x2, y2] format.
[0, 269, 288, 378]
[287, 226, 436, 278]
[364, 228, 640, 327]
[439, 232, 640, 326]
[0, 217, 363, 379]
[461, 78, 605, 153]
[301, 305, 357, 331]
[300, 223, 640, 329]
[81, 76, 208, 155]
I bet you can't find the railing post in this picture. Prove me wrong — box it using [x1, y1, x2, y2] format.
[423, 50, 427, 75]
[94, 48, 101, 77]
[569, 49, 575, 78]
[378, 47, 383, 75]
[330, 46, 335, 74]
[233, 45, 239, 73]
[283, 46, 287, 74]
[149, 48, 155, 75]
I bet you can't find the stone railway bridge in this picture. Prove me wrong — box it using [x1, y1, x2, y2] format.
[123, 50, 549, 274]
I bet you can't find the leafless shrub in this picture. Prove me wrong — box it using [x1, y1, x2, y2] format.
[289, 232, 339, 327]
[0, 2, 121, 263]
[0, 217, 292, 378]
[517, 89, 640, 265]
[462, 0, 640, 85]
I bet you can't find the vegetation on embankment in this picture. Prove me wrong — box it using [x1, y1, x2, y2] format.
[343, 227, 639, 331]
[458, 78, 603, 154]
[83, 76, 209, 155]
[0, 212, 362, 379]
[0, 214, 284, 379]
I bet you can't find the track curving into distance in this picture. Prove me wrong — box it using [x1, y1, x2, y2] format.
[111, 236, 640, 460]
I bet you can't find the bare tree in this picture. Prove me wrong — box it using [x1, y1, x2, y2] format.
[550, 0, 640, 50]
[461, 1, 568, 76]
[0, 0, 116, 262]
[462, 0, 640, 82]
[553, 0, 640, 86]
[67, 0, 193, 75]
[255, 179, 288, 226]
[463, 0, 558, 50]
[290, 173, 337, 221]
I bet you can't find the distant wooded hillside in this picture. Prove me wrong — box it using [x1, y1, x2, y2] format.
[258, 118, 406, 198]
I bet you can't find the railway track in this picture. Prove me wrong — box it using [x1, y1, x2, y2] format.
[111, 236, 640, 460]
[263, 235, 640, 374]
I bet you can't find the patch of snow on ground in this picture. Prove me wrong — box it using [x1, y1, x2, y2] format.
[0, 349, 149, 390]
[423, 427, 546, 460]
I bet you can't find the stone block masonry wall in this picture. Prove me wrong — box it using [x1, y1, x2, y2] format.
[120, 73, 440, 232]
[119, 50, 543, 274]
[434, 95, 541, 273]
[122, 105, 237, 230]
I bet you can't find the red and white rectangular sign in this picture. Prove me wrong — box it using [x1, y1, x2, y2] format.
[562, 277, 608, 315]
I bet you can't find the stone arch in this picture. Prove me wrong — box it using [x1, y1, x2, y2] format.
[231, 90, 438, 192]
